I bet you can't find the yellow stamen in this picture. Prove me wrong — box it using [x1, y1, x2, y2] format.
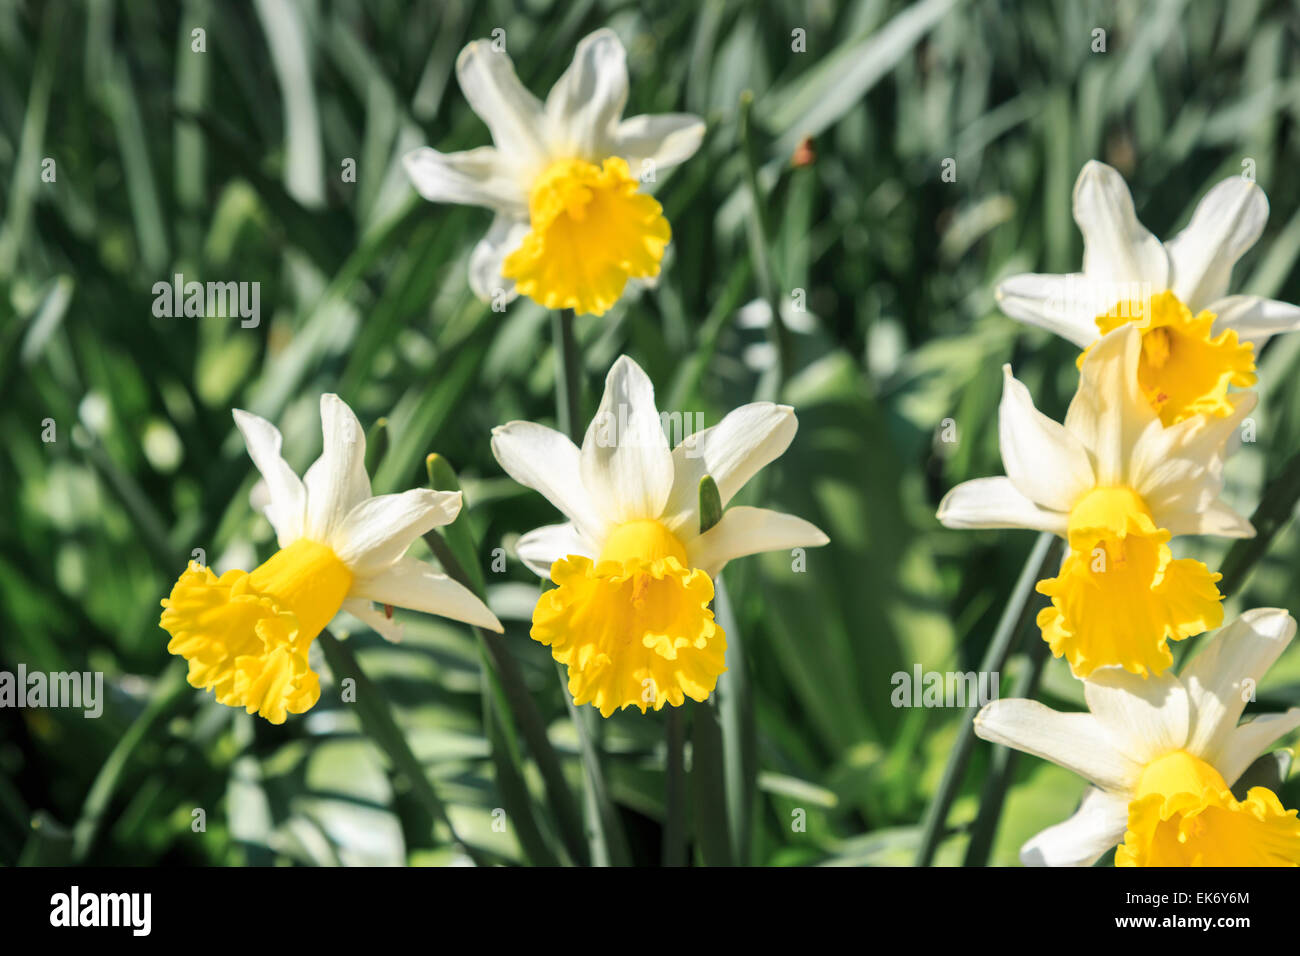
[501, 157, 671, 316]
[159, 539, 353, 724]
[531, 519, 726, 717]
[1117, 750, 1300, 866]
[1081, 290, 1256, 426]
[1036, 487, 1223, 678]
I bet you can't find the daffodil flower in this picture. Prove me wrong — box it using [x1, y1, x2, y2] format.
[975, 608, 1300, 866]
[160, 395, 502, 724]
[938, 324, 1254, 678]
[491, 356, 827, 716]
[997, 161, 1300, 425]
[403, 29, 704, 317]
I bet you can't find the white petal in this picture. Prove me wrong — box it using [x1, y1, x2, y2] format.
[994, 273, 1100, 348]
[1166, 177, 1268, 310]
[660, 402, 797, 533]
[341, 597, 405, 643]
[613, 113, 705, 173]
[232, 408, 306, 547]
[687, 506, 828, 577]
[1183, 608, 1297, 775]
[1162, 499, 1255, 539]
[1020, 787, 1130, 867]
[544, 28, 627, 160]
[1073, 160, 1169, 290]
[331, 489, 462, 577]
[1131, 391, 1256, 534]
[1083, 667, 1190, 766]
[515, 521, 594, 578]
[935, 477, 1068, 535]
[467, 213, 530, 304]
[402, 146, 527, 214]
[1211, 294, 1300, 344]
[1218, 711, 1300, 786]
[490, 421, 606, 540]
[304, 394, 371, 541]
[974, 699, 1142, 792]
[1064, 324, 1152, 486]
[998, 366, 1094, 511]
[579, 356, 674, 524]
[455, 40, 548, 174]
[354, 555, 503, 633]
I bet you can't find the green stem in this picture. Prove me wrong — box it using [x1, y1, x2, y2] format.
[662, 706, 687, 866]
[423, 456, 588, 864]
[714, 577, 755, 864]
[559, 665, 632, 866]
[961, 630, 1050, 866]
[914, 531, 1060, 866]
[317, 629, 489, 866]
[689, 696, 733, 865]
[552, 308, 582, 441]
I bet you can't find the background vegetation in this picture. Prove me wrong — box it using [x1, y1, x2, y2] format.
[3, 0, 1300, 866]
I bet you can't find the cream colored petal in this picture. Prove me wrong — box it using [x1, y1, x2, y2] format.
[1020, 787, 1130, 867]
[1130, 391, 1255, 534]
[491, 421, 606, 541]
[544, 28, 627, 160]
[354, 555, 503, 633]
[303, 394, 371, 541]
[1183, 608, 1297, 775]
[613, 113, 705, 174]
[1211, 294, 1300, 344]
[1166, 176, 1268, 311]
[936, 477, 1067, 535]
[994, 272, 1101, 348]
[1064, 324, 1151, 486]
[579, 356, 674, 525]
[467, 214, 530, 304]
[232, 408, 306, 547]
[686, 506, 828, 577]
[1217, 712, 1300, 786]
[661, 402, 797, 534]
[455, 40, 548, 174]
[516, 521, 594, 578]
[1083, 666, 1190, 766]
[1073, 160, 1169, 290]
[331, 489, 462, 577]
[402, 145, 528, 215]
[974, 699, 1142, 792]
[998, 366, 1094, 511]
[341, 597, 405, 643]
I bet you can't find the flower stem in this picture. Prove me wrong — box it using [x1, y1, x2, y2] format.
[914, 531, 1060, 866]
[317, 628, 490, 866]
[552, 308, 582, 441]
[690, 696, 733, 865]
[961, 631, 1050, 866]
[663, 706, 688, 866]
[424, 454, 588, 864]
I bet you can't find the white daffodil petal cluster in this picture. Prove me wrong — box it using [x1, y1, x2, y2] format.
[492, 355, 827, 716]
[942, 162, 1300, 867]
[161, 394, 501, 724]
[403, 29, 704, 316]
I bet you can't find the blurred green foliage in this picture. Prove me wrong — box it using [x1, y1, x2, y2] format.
[2, 0, 1299, 867]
